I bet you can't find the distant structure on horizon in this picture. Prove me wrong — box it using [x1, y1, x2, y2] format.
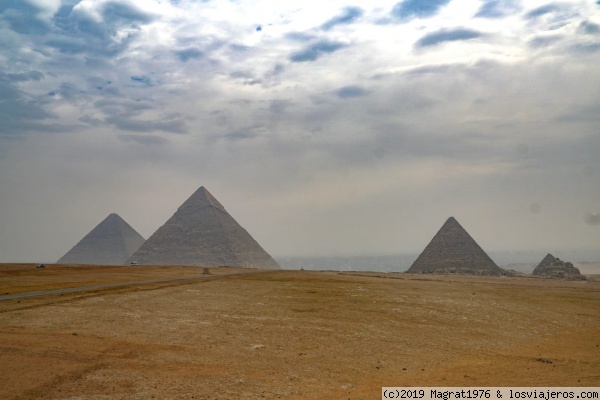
[532, 253, 586, 280]
[57, 213, 145, 265]
[128, 186, 279, 269]
[407, 216, 504, 276]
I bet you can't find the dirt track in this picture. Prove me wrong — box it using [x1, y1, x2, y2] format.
[0, 265, 599, 399]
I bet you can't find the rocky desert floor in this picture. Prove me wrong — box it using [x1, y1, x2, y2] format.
[0, 264, 599, 399]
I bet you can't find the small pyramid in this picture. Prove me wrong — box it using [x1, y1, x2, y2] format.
[128, 186, 279, 268]
[58, 213, 145, 265]
[532, 253, 586, 280]
[407, 217, 503, 275]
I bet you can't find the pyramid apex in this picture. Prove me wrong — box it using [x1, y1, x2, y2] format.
[178, 186, 226, 213]
[103, 213, 128, 225]
[440, 216, 462, 229]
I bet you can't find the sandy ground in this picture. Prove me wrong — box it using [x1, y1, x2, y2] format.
[0, 264, 599, 399]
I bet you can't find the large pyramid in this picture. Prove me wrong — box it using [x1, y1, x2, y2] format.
[128, 186, 279, 269]
[407, 216, 504, 275]
[57, 213, 145, 265]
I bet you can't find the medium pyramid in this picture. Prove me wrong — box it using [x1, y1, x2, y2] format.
[58, 213, 145, 265]
[128, 186, 280, 269]
[407, 217, 503, 275]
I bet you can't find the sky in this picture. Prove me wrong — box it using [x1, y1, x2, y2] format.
[1, 0, 599, 263]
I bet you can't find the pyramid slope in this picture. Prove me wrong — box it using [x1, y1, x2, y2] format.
[58, 213, 145, 265]
[407, 217, 503, 275]
[128, 186, 279, 269]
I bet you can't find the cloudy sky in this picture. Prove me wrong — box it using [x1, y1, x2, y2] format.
[1, 0, 599, 263]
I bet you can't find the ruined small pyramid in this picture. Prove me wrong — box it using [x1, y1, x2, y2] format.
[58, 213, 145, 265]
[532, 253, 586, 280]
[407, 217, 503, 275]
[128, 186, 279, 268]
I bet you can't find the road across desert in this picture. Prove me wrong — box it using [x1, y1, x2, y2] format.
[0, 264, 598, 399]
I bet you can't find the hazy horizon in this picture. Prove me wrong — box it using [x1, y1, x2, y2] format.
[10, 245, 600, 267]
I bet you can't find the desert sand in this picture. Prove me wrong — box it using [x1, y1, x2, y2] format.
[1, 264, 599, 399]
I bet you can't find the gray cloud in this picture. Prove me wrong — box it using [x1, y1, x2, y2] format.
[289, 40, 347, 62]
[79, 115, 104, 127]
[415, 28, 483, 48]
[87, 78, 117, 94]
[44, 37, 89, 55]
[579, 21, 600, 34]
[0, 1, 51, 34]
[285, 32, 317, 42]
[176, 48, 204, 62]
[230, 70, 262, 85]
[220, 128, 265, 142]
[94, 98, 154, 116]
[0, 71, 44, 82]
[230, 44, 251, 53]
[118, 134, 170, 146]
[269, 99, 293, 114]
[37, 1, 156, 63]
[524, 4, 561, 19]
[0, 81, 52, 135]
[391, 0, 452, 21]
[528, 34, 563, 48]
[475, 0, 521, 18]
[321, 7, 364, 30]
[48, 82, 87, 102]
[264, 64, 285, 80]
[81, 96, 189, 134]
[105, 114, 187, 134]
[404, 63, 456, 75]
[131, 75, 152, 86]
[101, 2, 155, 24]
[0, 70, 89, 136]
[572, 42, 600, 53]
[335, 85, 370, 99]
